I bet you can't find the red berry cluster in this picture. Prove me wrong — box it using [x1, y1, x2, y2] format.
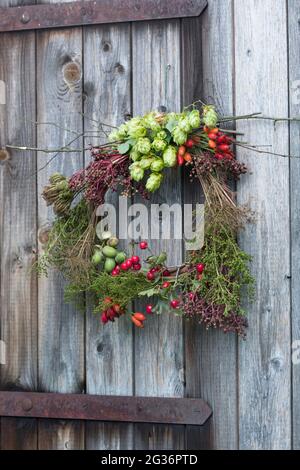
[204, 126, 234, 160]
[101, 297, 124, 324]
[176, 139, 194, 166]
[111, 255, 141, 276]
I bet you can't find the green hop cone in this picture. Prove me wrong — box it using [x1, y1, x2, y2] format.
[163, 145, 177, 167]
[172, 127, 187, 145]
[157, 130, 167, 140]
[127, 117, 146, 139]
[129, 162, 144, 182]
[152, 138, 167, 153]
[136, 137, 151, 155]
[178, 116, 191, 133]
[188, 109, 201, 129]
[202, 105, 218, 128]
[130, 149, 142, 162]
[140, 157, 154, 170]
[108, 123, 128, 142]
[146, 173, 163, 192]
[143, 113, 161, 132]
[167, 112, 180, 122]
[150, 158, 164, 172]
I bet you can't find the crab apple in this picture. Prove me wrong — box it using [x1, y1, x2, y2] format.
[162, 281, 171, 289]
[125, 258, 133, 269]
[162, 269, 171, 277]
[146, 305, 153, 314]
[170, 299, 180, 309]
[196, 263, 205, 274]
[147, 271, 155, 281]
[101, 312, 108, 324]
[139, 241, 148, 250]
[111, 269, 119, 277]
[131, 255, 140, 264]
[120, 262, 128, 271]
[133, 263, 141, 271]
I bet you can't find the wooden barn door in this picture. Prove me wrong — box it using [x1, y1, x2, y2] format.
[0, 0, 241, 451]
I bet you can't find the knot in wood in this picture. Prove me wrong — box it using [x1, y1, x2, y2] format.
[38, 226, 50, 245]
[62, 62, 82, 85]
[0, 148, 10, 161]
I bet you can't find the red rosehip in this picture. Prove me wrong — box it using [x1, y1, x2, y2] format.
[196, 263, 205, 274]
[162, 281, 171, 288]
[126, 259, 133, 269]
[177, 155, 184, 166]
[146, 305, 153, 314]
[218, 144, 230, 152]
[139, 241, 148, 250]
[131, 255, 140, 264]
[106, 308, 116, 321]
[120, 262, 128, 271]
[162, 269, 171, 277]
[185, 138, 194, 148]
[101, 312, 108, 324]
[170, 299, 180, 309]
[133, 263, 141, 271]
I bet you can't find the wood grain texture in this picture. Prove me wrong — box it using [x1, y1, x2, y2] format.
[184, 1, 238, 450]
[83, 23, 133, 451]
[38, 419, 83, 450]
[36, 14, 84, 448]
[132, 20, 185, 450]
[288, 0, 300, 450]
[0, 6, 37, 448]
[235, 0, 291, 450]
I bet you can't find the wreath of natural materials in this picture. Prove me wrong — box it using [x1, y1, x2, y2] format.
[38, 104, 256, 337]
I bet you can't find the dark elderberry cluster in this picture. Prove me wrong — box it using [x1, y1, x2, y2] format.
[189, 151, 248, 181]
[69, 148, 148, 206]
[182, 293, 248, 337]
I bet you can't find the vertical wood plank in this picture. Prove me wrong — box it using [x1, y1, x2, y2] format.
[36, 18, 85, 449]
[83, 23, 133, 451]
[132, 20, 185, 450]
[0, 8, 38, 448]
[235, 0, 291, 449]
[288, 0, 300, 451]
[184, 1, 238, 450]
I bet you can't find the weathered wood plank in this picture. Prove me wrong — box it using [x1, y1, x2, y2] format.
[235, 0, 291, 450]
[36, 11, 85, 449]
[83, 23, 133, 451]
[0, 0, 38, 447]
[132, 19, 185, 450]
[38, 419, 83, 450]
[288, 0, 300, 451]
[184, 1, 238, 450]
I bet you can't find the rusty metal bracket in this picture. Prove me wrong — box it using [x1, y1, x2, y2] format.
[0, 391, 212, 426]
[0, 0, 208, 33]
